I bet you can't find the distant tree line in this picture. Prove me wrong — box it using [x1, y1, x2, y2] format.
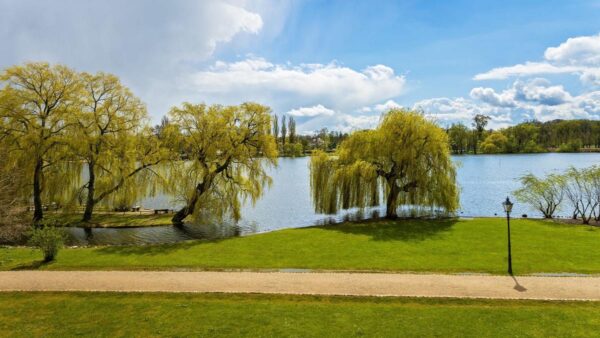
[514, 166, 600, 224]
[447, 116, 600, 155]
[271, 114, 348, 157]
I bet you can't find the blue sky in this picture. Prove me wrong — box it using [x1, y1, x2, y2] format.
[1, 0, 600, 132]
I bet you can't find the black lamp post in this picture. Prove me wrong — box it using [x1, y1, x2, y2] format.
[502, 197, 514, 275]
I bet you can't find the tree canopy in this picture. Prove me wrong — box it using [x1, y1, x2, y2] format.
[165, 102, 278, 225]
[0, 62, 170, 223]
[73, 72, 169, 221]
[0, 62, 81, 222]
[310, 109, 459, 219]
[514, 173, 564, 218]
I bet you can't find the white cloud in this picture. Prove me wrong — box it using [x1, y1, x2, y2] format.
[181, 57, 406, 133]
[544, 34, 600, 66]
[415, 79, 599, 127]
[0, 0, 269, 118]
[413, 97, 513, 129]
[286, 104, 335, 117]
[457, 33, 600, 128]
[473, 62, 583, 80]
[580, 68, 600, 86]
[185, 57, 406, 113]
[470, 87, 516, 107]
[373, 100, 403, 112]
[474, 33, 600, 85]
[513, 79, 572, 106]
[297, 112, 381, 134]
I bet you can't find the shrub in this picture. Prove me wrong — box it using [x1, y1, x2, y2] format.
[480, 132, 508, 154]
[283, 142, 304, 157]
[28, 227, 66, 262]
[557, 140, 582, 153]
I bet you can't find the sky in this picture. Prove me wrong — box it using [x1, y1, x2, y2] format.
[1, 0, 600, 133]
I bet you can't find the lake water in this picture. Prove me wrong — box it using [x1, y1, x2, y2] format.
[66, 153, 600, 246]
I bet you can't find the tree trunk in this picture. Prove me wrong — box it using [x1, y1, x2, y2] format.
[385, 177, 399, 219]
[82, 162, 96, 222]
[32, 159, 44, 224]
[172, 179, 211, 226]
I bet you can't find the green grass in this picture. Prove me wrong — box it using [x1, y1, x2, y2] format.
[2, 218, 600, 274]
[0, 292, 598, 337]
[44, 212, 173, 228]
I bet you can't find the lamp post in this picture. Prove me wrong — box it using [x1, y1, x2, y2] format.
[502, 197, 514, 275]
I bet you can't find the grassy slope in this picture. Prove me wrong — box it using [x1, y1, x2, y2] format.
[44, 212, 173, 228]
[0, 293, 598, 337]
[2, 218, 600, 274]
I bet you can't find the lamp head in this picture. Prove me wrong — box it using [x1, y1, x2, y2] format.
[502, 196, 513, 214]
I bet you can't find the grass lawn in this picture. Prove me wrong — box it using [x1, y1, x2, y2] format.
[1, 218, 600, 274]
[44, 212, 173, 228]
[0, 292, 598, 337]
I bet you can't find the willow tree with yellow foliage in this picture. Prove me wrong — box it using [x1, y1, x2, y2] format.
[310, 109, 459, 219]
[165, 102, 278, 226]
[73, 72, 170, 222]
[0, 63, 81, 222]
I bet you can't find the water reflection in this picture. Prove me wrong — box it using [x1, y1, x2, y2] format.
[65, 221, 256, 246]
[64, 207, 447, 246]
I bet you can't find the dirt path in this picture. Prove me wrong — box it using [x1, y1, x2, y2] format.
[1, 271, 599, 300]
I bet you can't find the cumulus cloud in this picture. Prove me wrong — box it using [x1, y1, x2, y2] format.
[474, 33, 600, 85]
[415, 78, 599, 127]
[373, 100, 403, 112]
[580, 68, 600, 86]
[544, 34, 600, 66]
[185, 58, 406, 112]
[181, 57, 406, 133]
[296, 112, 381, 134]
[513, 79, 572, 106]
[473, 62, 583, 81]
[0, 0, 268, 117]
[286, 105, 335, 117]
[413, 97, 513, 128]
[469, 87, 516, 107]
[439, 34, 600, 128]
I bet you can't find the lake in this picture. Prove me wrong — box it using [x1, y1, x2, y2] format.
[66, 153, 600, 245]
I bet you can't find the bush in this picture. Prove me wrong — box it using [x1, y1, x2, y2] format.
[557, 140, 582, 153]
[282, 142, 304, 157]
[28, 227, 66, 262]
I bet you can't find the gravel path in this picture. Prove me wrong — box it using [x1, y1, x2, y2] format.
[1, 271, 599, 300]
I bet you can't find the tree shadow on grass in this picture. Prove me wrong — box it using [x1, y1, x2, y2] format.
[94, 237, 229, 257]
[10, 259, 51, 270]
[315, 217, 459, 242]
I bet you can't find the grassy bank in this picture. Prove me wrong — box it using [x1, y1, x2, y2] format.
[0, 292, 598, 337]
[44, 212, 173, 228]
[2, 218, 599, 274]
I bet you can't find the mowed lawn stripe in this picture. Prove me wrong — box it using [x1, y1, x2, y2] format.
[0, 292, 599, 337]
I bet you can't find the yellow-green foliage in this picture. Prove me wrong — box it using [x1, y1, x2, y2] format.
[0, 63, 82, 219]
[165, 102, 278, 223]
[0, 63, 173, 220]
[480, 131, 509, 154]
[311, 109, 459, 217]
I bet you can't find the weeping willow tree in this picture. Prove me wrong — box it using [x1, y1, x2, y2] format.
[0, 62, 82, 222]
[165, 102, 278, 226]
[71, 72, 169, 222]
[310, 109, 459, 219]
